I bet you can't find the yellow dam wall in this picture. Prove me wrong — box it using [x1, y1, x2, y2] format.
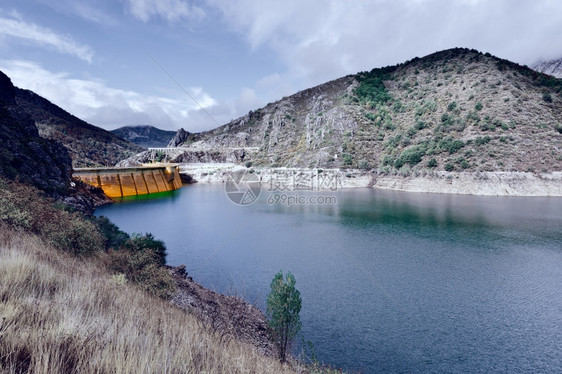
[73, 164, 183, 198]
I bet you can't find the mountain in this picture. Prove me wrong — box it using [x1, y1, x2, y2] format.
[167, 128, 190, 147]
[533, 58, 562, 78]
[125, 48, 562, 174]
[0, 71, 109, 210]
[15, 89, 144, 168]
[0, 71, 71, 195]
[111, 125, 176, 148]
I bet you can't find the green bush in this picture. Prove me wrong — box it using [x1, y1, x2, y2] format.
[542, 92, 553, 103]
[427, 158, 438, 168]
[365, 112, 377, 122]
[438, 137, 465, 154]
[445, 163, 454, 171]
[342, 153, 353, 166]
[354, 67, 395, 105]
[91, 216, 130, 250]
[107, 247, 176, 299]
[155, 150, 165, 162]
[415, 121, 427, 130]
[394, 145, 426, 168]
[475, 136, 492, 145]
[0, 178, 104, 254]
[0, 176, 176, 299]
[382, 154, 395, 166]
[447, 102, 458, 111]
[475, 102, 483, 111]
[124, 233, 167, 267]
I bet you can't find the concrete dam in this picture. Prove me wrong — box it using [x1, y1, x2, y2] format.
[74, 164, 183, 198]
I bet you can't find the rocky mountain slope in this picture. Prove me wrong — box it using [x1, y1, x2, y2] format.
[126, 48, 562, 175]
[0, 71, 70, 195]
[111, 125, 176, 148]
[0, 71, 108, 210]
[533, 58, 562, 78]
[15, 88, 144, 167]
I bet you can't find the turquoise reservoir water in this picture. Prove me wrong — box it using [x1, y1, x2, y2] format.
[96, 184, 562, 373]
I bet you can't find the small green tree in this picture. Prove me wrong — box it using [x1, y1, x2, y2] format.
[267, 270, 302, 362]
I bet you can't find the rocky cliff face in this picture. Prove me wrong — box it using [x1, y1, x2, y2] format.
[0, 71, 71, 195]
[123, 48, 562, 174]
[167, 128, 190, 147]
[0, 71, 109, 211]
[533, 58, 562, 78]
[15, 89, 144, 167]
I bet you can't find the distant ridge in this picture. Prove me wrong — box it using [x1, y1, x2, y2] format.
[15, 88, 144, 168]
[112, 125, 176, 148]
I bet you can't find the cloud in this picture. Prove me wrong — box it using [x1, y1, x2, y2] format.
[0, 12, 94, 63]
[34, 0, 119, 26]
[0, 59, 224, 132]
[209, 0, 562, 94]
[125, 0, 205, 22]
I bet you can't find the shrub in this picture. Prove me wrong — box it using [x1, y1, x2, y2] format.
[266, 271, 302, 362]
[415, 121, 427, 130]
[124, 233, 167, 266]
[107, 248, 177, 299]
[441, 113, 455, 127]
[554, 123, 562, 134]
[91, 216, 130, 250]
[245, 161, 252, 168]
[342, 153, 353, 166]
[394, 145, 426, 168]
[445, 163, 455, 171]
[155, 150, 165, 162]
[358, 159, 371, 170]
[382, 154, 395, 166]
[447, 102, 458, 111]
[475, 135, 491, 145]
[354, 67, 395, 104]
[438, 137, 465, 154]
[475, 102, 483, 111]
[542, 92, 553, 103]
[0, 178, 104, 254]
[365, 112, 377, 122]
[427, 158, 438, 168]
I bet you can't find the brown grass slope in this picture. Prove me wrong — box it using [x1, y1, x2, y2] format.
[0, 229, 297, 374]
[14, 88, 144, 168]
[170, 48, 561, 173]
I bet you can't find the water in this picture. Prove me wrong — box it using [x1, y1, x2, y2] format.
[96, 184, 562, 373]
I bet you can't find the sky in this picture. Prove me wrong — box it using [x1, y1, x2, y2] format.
[1, 0, 561, 133]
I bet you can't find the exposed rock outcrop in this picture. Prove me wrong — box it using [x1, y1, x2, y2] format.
[168, 265, 278, 358]
[167, 128, 191, 147]
[533, 58, 562, 78]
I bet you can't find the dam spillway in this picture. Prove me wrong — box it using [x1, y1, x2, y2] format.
[73, 164, 183, 198]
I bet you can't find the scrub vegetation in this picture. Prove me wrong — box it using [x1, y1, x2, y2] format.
[0, 177, 343, 373]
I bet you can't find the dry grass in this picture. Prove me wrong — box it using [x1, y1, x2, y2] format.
[0, 228, 298, 374]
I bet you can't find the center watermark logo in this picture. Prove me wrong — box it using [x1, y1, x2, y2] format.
[225, 168, 340, 206]
[224, 169, 262, 205]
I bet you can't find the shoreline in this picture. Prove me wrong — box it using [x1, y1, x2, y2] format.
[180, 163, 562, 197]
